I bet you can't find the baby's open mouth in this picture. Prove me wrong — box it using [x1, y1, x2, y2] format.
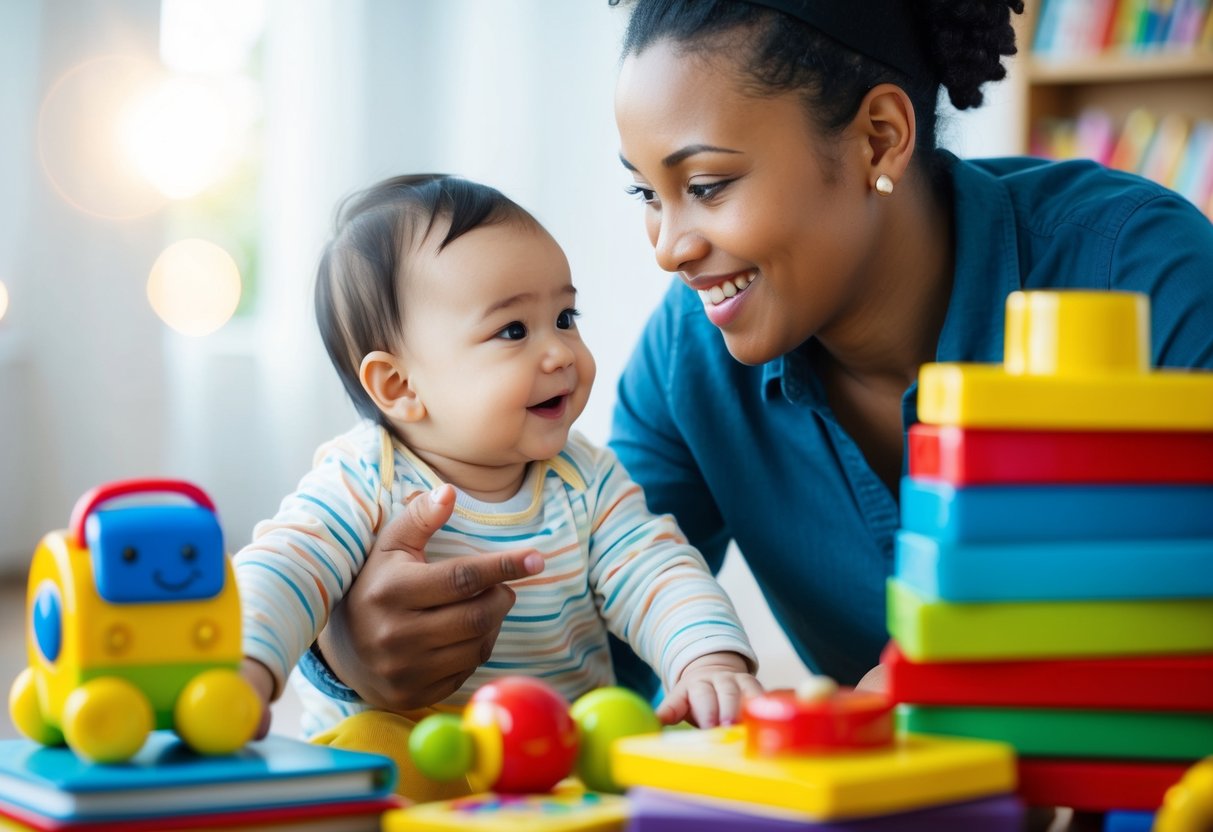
[528, 394, 568, 417]
[529, 394, 564, 411]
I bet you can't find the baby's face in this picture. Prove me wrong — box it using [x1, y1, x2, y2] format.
[396, 219, 595, 468]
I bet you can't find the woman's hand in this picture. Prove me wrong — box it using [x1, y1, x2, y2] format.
[656, 652, 764, 728]
[317, 484, 545, 712]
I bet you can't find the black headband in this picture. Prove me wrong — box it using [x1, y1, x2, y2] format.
[743, 0, 930, 78]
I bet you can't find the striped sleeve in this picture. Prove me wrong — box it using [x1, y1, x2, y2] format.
[577, 436, 757, 690]
[233, 425, 390, 695]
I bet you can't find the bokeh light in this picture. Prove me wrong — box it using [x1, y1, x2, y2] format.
[38, 55, 167, 220]
[147, 239, 242, 336]
[118, 76, 240, 200]
[0, 281, 9, 323]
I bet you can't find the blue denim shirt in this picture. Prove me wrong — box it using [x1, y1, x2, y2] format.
[607, 152, 1213, 689]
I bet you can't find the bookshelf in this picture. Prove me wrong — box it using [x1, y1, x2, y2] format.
[1014, 0, 1213, 218]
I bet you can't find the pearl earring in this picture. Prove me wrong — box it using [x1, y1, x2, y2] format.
[875, 174, 894, 196]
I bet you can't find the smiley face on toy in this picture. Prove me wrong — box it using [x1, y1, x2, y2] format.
[86, 505, 225, 603]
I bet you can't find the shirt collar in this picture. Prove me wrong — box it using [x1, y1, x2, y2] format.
[763, 152, 1023, 403]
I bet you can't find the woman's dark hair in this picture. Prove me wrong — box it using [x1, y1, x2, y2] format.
[611, 0, 1023, 181]
[314, 174, 537, 426]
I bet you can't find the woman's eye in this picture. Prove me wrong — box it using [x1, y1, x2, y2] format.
[556, 308, 581, 330]
[497, 322, 528, 340]
[625, 184, 657, 204]
[688, 180, 732, 201]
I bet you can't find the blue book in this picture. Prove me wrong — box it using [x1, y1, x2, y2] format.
[0, 732, 396, 823]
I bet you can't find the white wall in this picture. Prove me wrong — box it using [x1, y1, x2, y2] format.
[0, 0, 168, 569]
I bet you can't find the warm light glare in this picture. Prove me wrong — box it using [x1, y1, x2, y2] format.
[148, 239, 241, 336]
[119, 77, 240, 200]
[0, 282, 9, 323]
[38, 56, 167, 220]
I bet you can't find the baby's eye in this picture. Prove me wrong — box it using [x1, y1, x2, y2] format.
[496, 321, 528, 340]
[556, 308, 581, 330]
[625, 184, 657, 204]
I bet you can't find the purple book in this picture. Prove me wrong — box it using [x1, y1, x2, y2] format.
[625, 788, 1024, 831]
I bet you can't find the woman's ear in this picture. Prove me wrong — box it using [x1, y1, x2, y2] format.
[359, 351, 426, 423]
[853, 83, 916, 193]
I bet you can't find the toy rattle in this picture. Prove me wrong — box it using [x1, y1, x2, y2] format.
[408, 676, 660, 794]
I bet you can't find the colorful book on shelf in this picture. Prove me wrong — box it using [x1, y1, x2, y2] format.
[1139, 111, 1190, 185]
[1173, 119, 1213, 203]
[0, 731, 397, 825]
[1096, 0, 1120, 51]
[1161, 0, 1210, 47]
[1112, 0, 1150, 48]
[1108, 108, 1158, 172]
[1032, 0, 1063, 55]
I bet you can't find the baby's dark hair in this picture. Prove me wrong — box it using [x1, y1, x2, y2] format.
[315, 174, 537, 426]
[612, 0, 1023, 182]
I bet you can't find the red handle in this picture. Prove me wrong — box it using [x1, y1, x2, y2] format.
[69, 478, 217, 548]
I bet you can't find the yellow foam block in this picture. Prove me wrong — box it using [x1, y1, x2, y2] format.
[382, 790, 628, 832]
[917, 291, 1213, 430]
[610, 727, 1015, 820]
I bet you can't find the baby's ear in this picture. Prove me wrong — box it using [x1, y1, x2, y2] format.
[359, 351, 426, 422]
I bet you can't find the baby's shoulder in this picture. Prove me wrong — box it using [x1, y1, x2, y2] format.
[310, 420, 385, 469]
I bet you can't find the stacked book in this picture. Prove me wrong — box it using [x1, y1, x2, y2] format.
[886, 289, 1213, 817]
[0, 731, 399, 831]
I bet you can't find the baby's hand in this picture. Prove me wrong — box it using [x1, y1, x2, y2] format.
[240, 658, 276, 740]
[656, 652, 763, 728]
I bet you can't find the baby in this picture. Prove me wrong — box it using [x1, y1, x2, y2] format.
[233, 175, 760, 799]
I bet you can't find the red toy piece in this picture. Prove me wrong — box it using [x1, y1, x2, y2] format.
[462, 677, 579, 793]
[742, 684, 893, 757]
[908, 424, 1213, 486]
[882, 642, 1213, 712]
[1017, 758, 1190, 812]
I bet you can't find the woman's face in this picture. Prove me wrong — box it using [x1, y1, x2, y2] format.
[615, 37, 879, 365]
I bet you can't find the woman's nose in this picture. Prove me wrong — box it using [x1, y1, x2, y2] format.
[653, 209, 708, 274]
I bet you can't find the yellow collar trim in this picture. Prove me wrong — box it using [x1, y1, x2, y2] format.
[376, 427, 586, 525]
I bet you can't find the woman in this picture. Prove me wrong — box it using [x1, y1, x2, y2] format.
[301, 0, 1213, 716]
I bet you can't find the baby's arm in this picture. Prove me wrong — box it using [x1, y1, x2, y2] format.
[240, 657, 277, 738]
[578, 437, 761, 715]
[656, 651, 763, 727]
[233, 430, 388, 712]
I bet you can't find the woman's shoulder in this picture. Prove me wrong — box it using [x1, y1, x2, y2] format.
[962, 154, 1193, 239]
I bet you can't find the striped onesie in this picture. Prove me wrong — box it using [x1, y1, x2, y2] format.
[233, 420, 756, 736]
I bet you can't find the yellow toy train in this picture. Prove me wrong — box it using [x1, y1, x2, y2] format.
[7, 479, 259, 763]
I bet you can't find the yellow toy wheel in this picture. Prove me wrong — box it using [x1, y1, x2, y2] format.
[62, 677, 153, 763]
[174, 668, 259, 755]
[9, 668, 64, 746]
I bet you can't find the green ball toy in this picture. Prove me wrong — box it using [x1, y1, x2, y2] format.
[570, 687, 661, 793]
[408, 713, 474, 782]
